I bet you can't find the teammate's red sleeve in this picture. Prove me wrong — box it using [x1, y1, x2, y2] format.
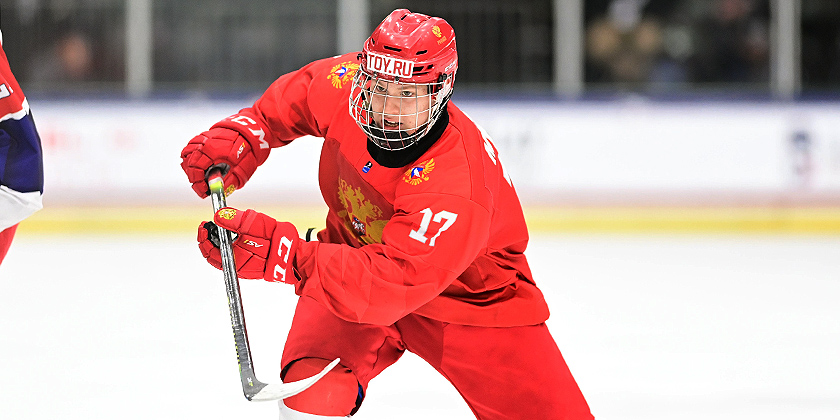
[292, 195, 491, 326]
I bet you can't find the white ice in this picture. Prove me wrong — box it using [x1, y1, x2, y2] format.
[1, 232, 838, 419]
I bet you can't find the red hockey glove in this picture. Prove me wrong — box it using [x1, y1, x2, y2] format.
[198, 207, 301, 284]
[180, 112, 271, 198]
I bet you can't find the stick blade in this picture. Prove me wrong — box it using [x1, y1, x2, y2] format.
[248, 358, 341, 402]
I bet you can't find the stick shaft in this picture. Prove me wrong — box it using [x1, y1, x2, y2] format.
[205, 168, 338, 401]
[207, 168, 266, 399]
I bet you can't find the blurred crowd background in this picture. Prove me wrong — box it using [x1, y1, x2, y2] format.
[1, 0, 838, 98]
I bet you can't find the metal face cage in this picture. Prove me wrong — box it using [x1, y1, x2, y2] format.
[349, 69, 452, 151]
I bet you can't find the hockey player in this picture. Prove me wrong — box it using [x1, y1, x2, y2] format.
[181, 9, 593, 419]
[0, 30, 44, 265]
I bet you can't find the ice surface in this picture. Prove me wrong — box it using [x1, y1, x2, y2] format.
[1, 232, 838, 419]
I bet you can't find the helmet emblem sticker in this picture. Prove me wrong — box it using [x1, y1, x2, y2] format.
[432, 25, 448, 45]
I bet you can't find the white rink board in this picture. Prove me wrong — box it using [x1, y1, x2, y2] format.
[31, 99, 324, 204]
[463, 101, 840, 192]
[29, 99, 840, 204]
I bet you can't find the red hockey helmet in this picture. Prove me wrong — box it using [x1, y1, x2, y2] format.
[350, 9, 458, 150]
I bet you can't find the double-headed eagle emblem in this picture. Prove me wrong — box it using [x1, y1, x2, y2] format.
[328, 62, 360, 89]
[403, 158, 436, 185]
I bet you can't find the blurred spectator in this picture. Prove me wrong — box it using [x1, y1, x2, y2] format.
[690, 0, 769, 84]
[27, 31, 94, 83]
[586, 0, 666, 87]
[585, 0, 770, 89]
[1, 0, 835, 94]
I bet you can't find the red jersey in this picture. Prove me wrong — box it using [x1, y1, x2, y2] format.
[0, 34, 27, 118]
[240, 53, 548, 327]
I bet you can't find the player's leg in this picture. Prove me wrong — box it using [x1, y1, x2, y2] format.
[0, 223, 19, 265]
[279, 296, 406, 417]
[398, 315, 594, 420]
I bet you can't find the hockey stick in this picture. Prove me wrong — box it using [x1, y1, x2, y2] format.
[207, 167, 340, 401]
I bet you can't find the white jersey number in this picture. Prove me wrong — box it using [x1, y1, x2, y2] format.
[0, 84, 10, 99]
[409, 208, 458, 246]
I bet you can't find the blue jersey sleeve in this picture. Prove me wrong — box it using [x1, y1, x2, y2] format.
[0, 110, 44, 194]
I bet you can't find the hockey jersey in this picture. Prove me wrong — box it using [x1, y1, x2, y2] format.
[237, 53, 549, 327]
[0, 30, 44, 231]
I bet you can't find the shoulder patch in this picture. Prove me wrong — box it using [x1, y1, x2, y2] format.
[403, 158, 436, 185]
[328, 61, 360, 89]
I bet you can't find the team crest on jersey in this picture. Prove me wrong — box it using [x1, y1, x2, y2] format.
[218, 208, 237, 220]
[403, 158, 436, 185]
[328, 61, 360, 89]
[337, 178, 387, 244]
[224, 185, 236, 197]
